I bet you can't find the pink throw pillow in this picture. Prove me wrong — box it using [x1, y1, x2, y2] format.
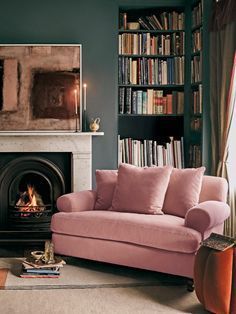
[111, 163, 173, 214]
[163, 167, 206, 217]
[94, 170, 118, 209]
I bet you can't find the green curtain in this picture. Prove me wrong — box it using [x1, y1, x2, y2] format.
[210, 0, 236, 236]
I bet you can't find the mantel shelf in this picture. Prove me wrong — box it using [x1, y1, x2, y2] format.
[0, 131, 103, 191]
[0, 131, 104, 136]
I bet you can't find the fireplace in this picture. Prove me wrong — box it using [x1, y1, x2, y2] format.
[0, 132, 103, 244]
[0, 154, 70, 231]
[0, 152, 71, 243]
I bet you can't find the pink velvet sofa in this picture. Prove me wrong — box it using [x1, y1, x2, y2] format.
[51, 166, 230, 280]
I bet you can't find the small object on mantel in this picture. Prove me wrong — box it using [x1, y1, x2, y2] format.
[127, 22, 140, 30]
[89, 117, 100, 132]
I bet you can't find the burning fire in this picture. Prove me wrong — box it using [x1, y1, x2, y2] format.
[16, 185, 45, 213]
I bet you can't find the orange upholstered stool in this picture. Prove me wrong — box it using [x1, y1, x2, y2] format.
[194, 246, 236, 314]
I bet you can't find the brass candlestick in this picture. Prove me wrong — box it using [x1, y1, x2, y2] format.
[83, 109, 87, 132]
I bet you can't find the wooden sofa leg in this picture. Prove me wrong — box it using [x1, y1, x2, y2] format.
[187, 279, 195, 292]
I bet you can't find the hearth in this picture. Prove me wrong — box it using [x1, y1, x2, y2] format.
[0, 153, 71, 243]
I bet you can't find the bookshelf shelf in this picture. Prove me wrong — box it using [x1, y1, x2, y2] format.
[118, 84, 184, 88]
[118, 54, 185, 58]
[118, 113, 184, 117]
[119, 29, 185, 34]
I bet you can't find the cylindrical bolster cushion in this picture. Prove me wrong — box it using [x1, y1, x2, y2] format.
[194, 246, 234, 314]
[56, 190, 97, 212]
[185, 201, 230, 234]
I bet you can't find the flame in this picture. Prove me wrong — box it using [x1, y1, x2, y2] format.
[16, 185, 45, 214]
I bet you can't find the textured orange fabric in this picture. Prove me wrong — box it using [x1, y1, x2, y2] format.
[230, 248, 236, 313]
[194, 246, 212, 306]
[194, 246, 234, 314]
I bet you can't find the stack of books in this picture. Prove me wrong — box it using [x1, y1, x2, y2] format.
[20, 257, 65, 278]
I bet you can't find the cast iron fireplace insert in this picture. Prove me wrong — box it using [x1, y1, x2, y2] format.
[0, 153, 71, 244]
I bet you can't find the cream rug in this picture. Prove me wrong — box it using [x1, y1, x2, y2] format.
[0, 256, 186, 290]
[0, 257, 207, 314]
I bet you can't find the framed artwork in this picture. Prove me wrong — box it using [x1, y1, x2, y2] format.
[0, 44, 82, 131]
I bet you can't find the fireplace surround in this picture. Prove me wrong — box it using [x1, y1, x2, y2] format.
[0, 131, 103, 243]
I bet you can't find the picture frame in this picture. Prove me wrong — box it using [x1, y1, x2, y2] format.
[0, 44, 82, 132]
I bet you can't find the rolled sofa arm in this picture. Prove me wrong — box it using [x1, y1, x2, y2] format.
[56, 190, 97, 212]
[185, 201, 230, 234]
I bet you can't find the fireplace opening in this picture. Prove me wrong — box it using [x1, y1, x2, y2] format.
[9, 172, 53, 226]
[0, 153, 71, 238]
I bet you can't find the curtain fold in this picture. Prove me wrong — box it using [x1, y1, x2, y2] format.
[210, 0, 236, 31]
[210, 0, 236, 236]
[217, 53, 236, 237]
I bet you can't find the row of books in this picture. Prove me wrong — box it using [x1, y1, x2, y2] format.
[139, 12, 184, 31]
[191, 55, 202, 83]
[119, 12, 185, 31]
[119, 88, 184, 115]
[192, 28, 202, 53]
[118, 136, 184, 169]
[20, 257, 65, 278]
[119, 33, 185, 56]
[192, 1, 202, 28]
[119, 56, 185, 85]
[189, 144, 202, 168]
[192, 85, 202, 114]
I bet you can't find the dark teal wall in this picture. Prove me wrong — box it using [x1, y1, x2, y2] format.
[0, 0, 118, 186]
[0, 0, 186, 186]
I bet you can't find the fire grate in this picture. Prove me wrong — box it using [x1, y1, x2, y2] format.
[9, 205, 53, 225]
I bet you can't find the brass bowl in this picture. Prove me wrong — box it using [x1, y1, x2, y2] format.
[31, 250, 44, 261]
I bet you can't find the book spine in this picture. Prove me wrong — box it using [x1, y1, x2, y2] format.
[20, 274, 60, 278]
[23, 269, 60, 274]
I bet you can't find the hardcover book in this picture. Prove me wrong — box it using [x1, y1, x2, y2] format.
[201, 233, 235, 251]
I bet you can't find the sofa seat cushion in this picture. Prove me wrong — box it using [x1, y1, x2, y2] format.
[51, 211, 201, 254]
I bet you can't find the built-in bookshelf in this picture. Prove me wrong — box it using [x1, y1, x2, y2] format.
[118, 6, 186, 168]
[117, 2, 211, 170]
[189, 0, 203, 167]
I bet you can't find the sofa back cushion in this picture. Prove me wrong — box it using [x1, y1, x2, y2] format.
[94, 170, 118, 210]
[163, 167, 205, 217]
[111, 163, 173, 214]
[199, 175, 228, 203]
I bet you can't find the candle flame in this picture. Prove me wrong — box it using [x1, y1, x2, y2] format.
[83, 83, 87, 88]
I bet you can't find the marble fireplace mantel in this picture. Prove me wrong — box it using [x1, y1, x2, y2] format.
[0, 131, 104, 192]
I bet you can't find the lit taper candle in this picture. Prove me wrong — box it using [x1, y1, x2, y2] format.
[74, 89, 78, 115]
[83, 83, 87, 111]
